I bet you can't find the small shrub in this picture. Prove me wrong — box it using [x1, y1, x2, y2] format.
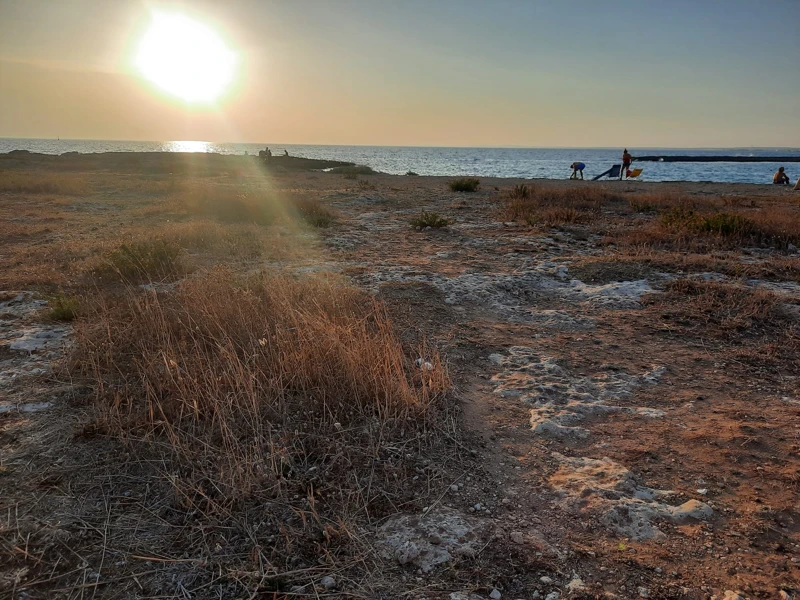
[410, 211, 450, 228]
[291, 198, 336, 228]
[48, 294, 80, 321]
[508, 184, 529, 200]
[449, 178, 480, 193]
[406, 171, 419, 176]
[105, 239, 182, 280]
[343, 172, 358, 180]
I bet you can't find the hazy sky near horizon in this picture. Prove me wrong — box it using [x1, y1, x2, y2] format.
[0, 0, 798, 148]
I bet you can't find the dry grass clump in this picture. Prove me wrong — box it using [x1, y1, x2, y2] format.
[505, 185, 623, 225]
[449, 177, 480, 193]
[162, 220, 270, 259]
[72, 271, 450, 586]
[658, 207, 800, 250]
[0, 171, 90, 195]
[290, 197, 337, 227]
[644, 279, 787, 335]
[100, 238, 183, 281]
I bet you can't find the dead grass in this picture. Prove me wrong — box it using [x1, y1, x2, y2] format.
[0, 171, 90, 195]
[643, 279, 788, 335]
[504, 184, 624, 225]
[70, 270, 451, 589]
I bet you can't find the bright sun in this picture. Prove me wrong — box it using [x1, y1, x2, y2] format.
[135, 12, 236, 104]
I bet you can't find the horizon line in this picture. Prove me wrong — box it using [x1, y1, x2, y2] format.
[1, 136, 799, 152]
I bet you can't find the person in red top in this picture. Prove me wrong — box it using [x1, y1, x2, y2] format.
[621, 149, 633, 180]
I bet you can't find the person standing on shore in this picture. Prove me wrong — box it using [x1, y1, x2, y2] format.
[773, 167, 790, 184]
[621, 149, 633, 180]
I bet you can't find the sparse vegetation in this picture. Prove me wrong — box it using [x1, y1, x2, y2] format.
[410, 210, 450, 228]
[449, 177, 480, 192]
[406, 170, 419, 176]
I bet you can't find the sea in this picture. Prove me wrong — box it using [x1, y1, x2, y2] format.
[2, 138, 799, 185]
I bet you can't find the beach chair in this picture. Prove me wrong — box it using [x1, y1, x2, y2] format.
[591, 164, 621, 180]
[626, 168, 643, 180]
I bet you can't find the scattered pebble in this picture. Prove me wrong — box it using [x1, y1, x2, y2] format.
[320, 576, 336, 590]
[489, 589, 502, 600]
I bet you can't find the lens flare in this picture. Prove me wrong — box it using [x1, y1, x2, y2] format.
[135, 12, 236, 104]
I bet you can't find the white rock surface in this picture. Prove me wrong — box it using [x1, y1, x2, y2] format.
[490, 347, 665, 437]
[549, 453, 713, 540]
[376, 508, 492, 573]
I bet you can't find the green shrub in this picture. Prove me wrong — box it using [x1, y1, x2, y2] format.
[406, 171, 419, 176]
[449, 178, 480, 193]
[48, 294, 80, 321]
[410, 211, 450, 228]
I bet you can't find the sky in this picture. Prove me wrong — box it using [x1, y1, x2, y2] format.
[0, 0, 798, 148]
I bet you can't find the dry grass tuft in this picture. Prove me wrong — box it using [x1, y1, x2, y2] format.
[71, 271, 450, 584]
[504, 185, 623, 225]
[644, 279, 788, 335]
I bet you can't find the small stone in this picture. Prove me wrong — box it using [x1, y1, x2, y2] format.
[721, 591, 745, 600]
[450, 484, 459, 492]
[429, 534, 442, 545]
[779, 591, 792, 600]
[545, 593, 560, 600]
[539, 576, 553, 585]
[474, 503, 482, 511]
[532, 593, 541, 600]
[490, 589, 502, 600]
[638, 587, 649, 598]
[320, 576, 336, 590]
[510, 531, 525, 544]
[502, 498, 511, 504]
[567, 576, 586, 592]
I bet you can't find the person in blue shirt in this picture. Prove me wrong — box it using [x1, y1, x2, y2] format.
[569, 162, 586, 180]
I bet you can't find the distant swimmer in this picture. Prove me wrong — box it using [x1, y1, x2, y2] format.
[773, 166, 790, 184]
[621, 149, 633, 180]
[569, 162, 586, 180]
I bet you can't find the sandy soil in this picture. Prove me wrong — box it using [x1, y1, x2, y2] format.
[1, 153, 799, 599]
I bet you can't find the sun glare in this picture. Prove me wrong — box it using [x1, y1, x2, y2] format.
[135, 12, 236, 104]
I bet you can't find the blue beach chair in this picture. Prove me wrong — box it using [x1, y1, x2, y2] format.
[592, 164, 622, 180]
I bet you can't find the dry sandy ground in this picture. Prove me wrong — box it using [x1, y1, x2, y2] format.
[1, 153, 799, 599]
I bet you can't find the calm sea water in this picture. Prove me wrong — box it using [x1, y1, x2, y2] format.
[2, 138, 799, 185]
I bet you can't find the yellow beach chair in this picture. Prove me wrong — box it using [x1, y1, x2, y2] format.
[626, 168, 643, 180]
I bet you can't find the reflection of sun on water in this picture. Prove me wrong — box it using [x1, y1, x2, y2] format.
[135, 12, 236, 104]
[163, 141, 213, 153]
